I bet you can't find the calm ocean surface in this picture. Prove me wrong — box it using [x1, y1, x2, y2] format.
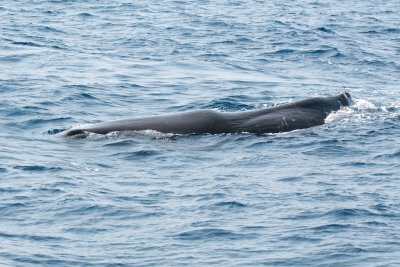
[1, 1, 400, 266]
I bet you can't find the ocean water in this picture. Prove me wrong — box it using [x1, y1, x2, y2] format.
[1, 0, 400, 266]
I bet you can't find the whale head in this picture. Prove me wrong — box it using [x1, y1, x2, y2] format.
[338, 92, 352, 107]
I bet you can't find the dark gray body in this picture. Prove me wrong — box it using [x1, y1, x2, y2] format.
[62, 93, 351, 137]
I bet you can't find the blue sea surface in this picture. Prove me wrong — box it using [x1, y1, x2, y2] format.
[1, 0, 400, 266]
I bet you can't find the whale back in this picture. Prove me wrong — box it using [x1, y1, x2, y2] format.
[61, 93, 351, 137]
[235, 93, 351, 133]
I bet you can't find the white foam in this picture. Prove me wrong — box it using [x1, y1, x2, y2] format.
[105, 129, 178, 139]
[325, 97, 399, 125]
[353, 99, 377, 111]
[325, 107, 353, 124]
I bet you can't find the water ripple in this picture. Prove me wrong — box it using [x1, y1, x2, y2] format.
[1, 0, 400, 266]
[13, 165, 63, 172]
[0, 231, 67, 242]
[174, 228, 250, 241]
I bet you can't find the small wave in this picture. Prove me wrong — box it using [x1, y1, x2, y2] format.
[207, 20, 231, 27]
[212, 201, 247, 208]
[174, 228, 247, 241]
[364, 221, 388, 227]
[339, 161, 378, 167]
[12, 41, 43, 48]
[112, 150, 162, 160]
[198, 53, 229, 59]
[278, 176, 303, 182]
[13, 165, 63, 172]
[6, 106, 48, 117]
[306, 48, 340, 56]
[43, 10, 62, 15]
[235, 37, 255, 43]
[0, 187, 21, 193]
[1, 202, 28, 211]
[210, 40, 236, 45]
[323, 208, 377, 218]
[21, 117, 72, 127]
[37, 26, 64, 34]
[359, 59, 395, 67]
[362, 28, 400, 34]
[261, 49, 296, 56]
[0, 54, 34, 63]
[283, 235, 322, 242]
[105, 209, 165, 219]
[311, 223, 354, 232]
[259, 47, 341, 58]
[58, 204, 107, 217]
[302, 143, 352, 157]
[103, 140, 139, 147]
[65, 227, 108, 235]
[315, 26, 335, 33]
[331, 243, 370, 255]
[374, 149, 400, 160]
[78, 12, 94, 18]
[47, 128, 66, 135]
[370, 203, 397, 214]
[33, 187, 65, 195]
[10, 39, 65, 50]
[0, 231, 66, 242]
[62, 92, 99, 101]
[288, 208, 377, 220]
